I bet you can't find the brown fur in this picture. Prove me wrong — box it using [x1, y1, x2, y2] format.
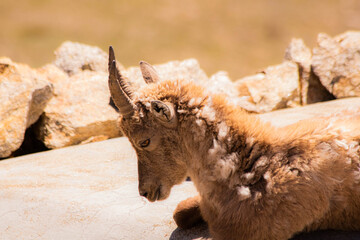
[116, 78, 360, 240]
[173, 195, 204, 229]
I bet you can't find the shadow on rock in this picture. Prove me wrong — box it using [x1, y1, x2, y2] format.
[170, 224, 360, 240]
[170, 223, 210, 240]
[291, 230, 360, 240]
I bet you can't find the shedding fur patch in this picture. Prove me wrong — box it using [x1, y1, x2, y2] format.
[196, 119, 204, 127]
[177, 109, 187, 114]
[253, 191, 262, 201]
[347, 141, 360, 159]
[246, 137, 255, 146]
[264, 171, 273, 193]
[202, 106, 216, 122]
[236, 186, 251, 200]
[188, 98, 195, 106]
[188, 97, 203, 107]
[316, 142, 340, 162]
[208, 139, 238, 180]
[217, 121, 229, 141]
[255, 156, 268, 168]
[208, 139, 227, 158]
[201, 97, 216, 122]
[215, 153, 238, 179]
[354, 163, 360, 184]
[241, 172, 255, 183]
[193, 119, 207, 142]
[144, 102, 151, 109]
[215, 158, 235, 179]
[335, 139, 349, 150]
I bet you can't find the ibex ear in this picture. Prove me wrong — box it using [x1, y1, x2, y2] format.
[140, 61, 161, 84]
[150, 100, 177, 127]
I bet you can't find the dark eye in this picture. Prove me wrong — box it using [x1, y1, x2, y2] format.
[140, 139, 150, 148]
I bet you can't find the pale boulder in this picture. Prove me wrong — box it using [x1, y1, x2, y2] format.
[54, 41, 124, 76]
[285, 38, 312, 74]
[36, 69, 120, 149]
[209, 71, 258, 112]
[312, 31, 360, 98]
[35, 41, 128, 149]
[0, 58, 52, 158]
[37, 64, 69, 96]
[285, 38, 334, 104]
[235, 61, 300, 113]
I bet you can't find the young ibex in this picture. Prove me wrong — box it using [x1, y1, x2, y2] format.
[108, 47, 360, 240]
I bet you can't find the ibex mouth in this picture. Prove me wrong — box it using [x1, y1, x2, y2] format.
[154, 187, 161, 201]
[148, 186, 162, 202]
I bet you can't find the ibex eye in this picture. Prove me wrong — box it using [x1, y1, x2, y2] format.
[140, 139, 150, 148]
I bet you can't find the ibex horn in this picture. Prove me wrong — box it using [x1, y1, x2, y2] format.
[108, 46, 136, 117]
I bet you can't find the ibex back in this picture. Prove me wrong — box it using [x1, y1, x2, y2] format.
[108, 47, 360, 240]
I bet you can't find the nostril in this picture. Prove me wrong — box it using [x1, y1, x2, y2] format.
[140, 191, 148, 198]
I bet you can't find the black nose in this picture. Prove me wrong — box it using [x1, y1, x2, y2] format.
[140, 191, 148, 198]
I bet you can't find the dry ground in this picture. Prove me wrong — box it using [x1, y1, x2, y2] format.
[1, 0, 360, 79]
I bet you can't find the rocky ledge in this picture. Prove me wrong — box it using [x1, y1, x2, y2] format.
[1, 31, 360, 158]
[0, 98, 359, 239]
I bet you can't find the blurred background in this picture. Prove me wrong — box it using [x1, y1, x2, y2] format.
[1, 0, 360, 80]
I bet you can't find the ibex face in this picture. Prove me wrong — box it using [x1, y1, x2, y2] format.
[108, 47, 187, 202]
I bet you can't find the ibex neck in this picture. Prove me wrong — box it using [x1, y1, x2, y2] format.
[178, 97, 275, 200]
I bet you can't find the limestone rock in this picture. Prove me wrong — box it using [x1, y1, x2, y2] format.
[54, 41, 124, 76]
[235, 61, 300, 113]
[0, 58, 53, 158]
[285, 38, 312, 74]
[312, 31, 360, 98]
[37, 64, 69, 96]
[209, 71, 258, 112]
[285, 38, 334, 105]
[36, 68, 120, 149]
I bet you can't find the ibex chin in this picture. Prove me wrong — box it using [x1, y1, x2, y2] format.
[108, 46, 360, 240]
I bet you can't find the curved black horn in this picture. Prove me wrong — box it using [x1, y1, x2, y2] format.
[108, 46, 136, 117]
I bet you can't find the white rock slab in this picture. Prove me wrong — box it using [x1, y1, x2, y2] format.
[259, 97, 360, 127]
[0, 137, 206, 240]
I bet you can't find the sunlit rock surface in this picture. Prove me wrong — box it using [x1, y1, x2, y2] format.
[284, 38, 334, 105]
[0, 58, 52, 158]
[35, 69, 121, 149]
[53, 41, 125, 76]
[312, 31, 360, 98]
[1, 98, 360, 239]
[236, 61, 300, 113]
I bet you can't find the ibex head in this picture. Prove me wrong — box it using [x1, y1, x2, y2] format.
[108, 47, 188, 202]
